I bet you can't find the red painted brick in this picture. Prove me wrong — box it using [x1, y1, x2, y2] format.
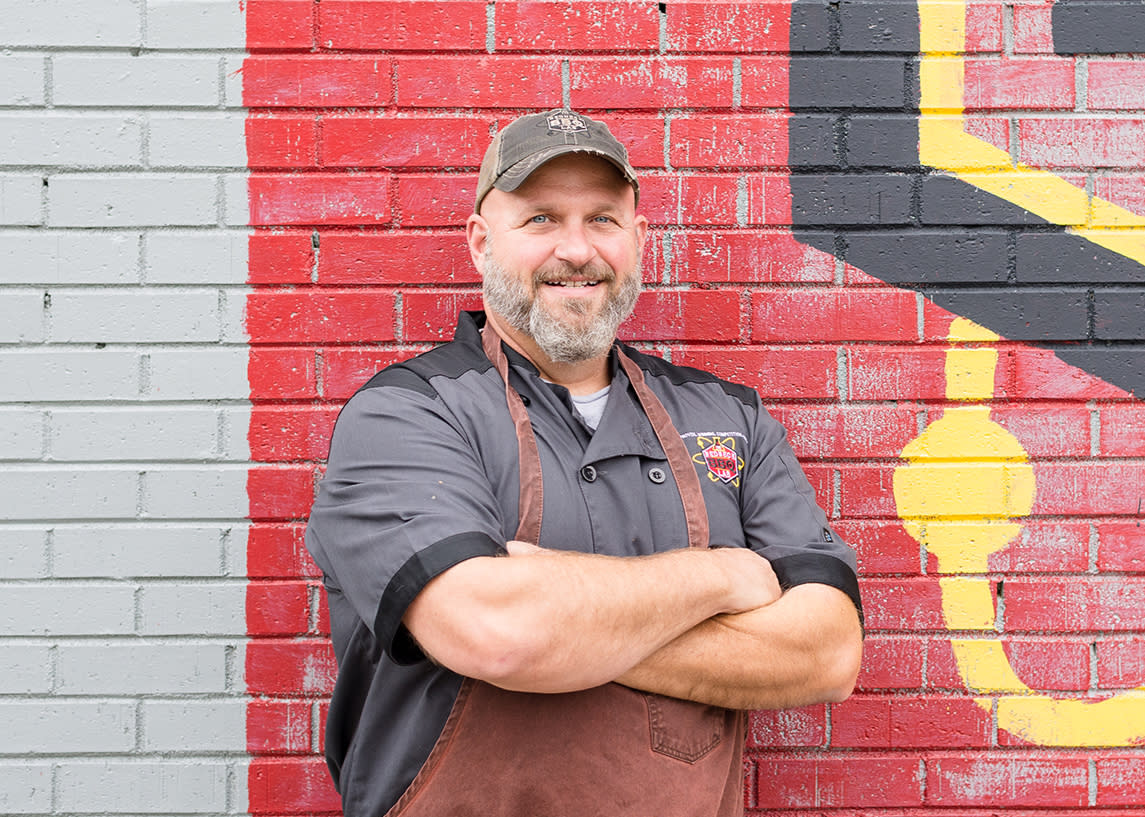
[752, 289, 917, 343]
[669, 230, 836, 284]
[982, 521, 1090, 573]
[247, 523, 321, 579]
[744, 173, 792, 225]
[247, 581, 310, 636]
[848, 347, 954, 401]
[248, 231, 314, 285]
[746, 705, 826, 749]
[965, 3, 1004, 52]
[248, 757, 341, 813]
[250, 405, 340, 462]
[1005, 576, 1145, 632]
[247, 700, 312, 754]
[833, 695, 991, 748]
[318, 231, 476, 285]
[400, 289, 484, 342]
[675, 346, 839, 399]
[321, 115, 491, 169]
[242, 56, 391, 108]
[858, 577, 950, 631]
[247, 115, 318, 168]
[315, 587, 330, 635]
[999, 637, 1092, 693]
[754, 755, 923, 808]
[246, 0, 314, 51]
[1097, 401, 1145, 454]
[1096, 637, 1145, 689]
[1098, 522, 1145, 572]
[983, 404, 1091, 458]
[669, 115, 787, 169]
[926, 636, 968, 690]
[1097, 755, 1145, 806]
[839, 463, 899, 519]
[593, 114, 665, 169]
[963, 58, 1075, 111]
[926, 754, 1089, 807]
[768, 404, 918, 459]
[496, 2, 659, 52]
[1011, 343, 1130, 400]
[801, 464, 836, 516]
[740, 57, 789, 108]
[571, 58, 734, 109]
[246, 640, 337, 696]
[1094, 174, 1145, 219]
[394, 56, 562, 108]
[853, 635, 925, 690]
[637, 174, 739, 227]
[667, 3, 790, 54]
[1013, 3, 1054, 54]
[318, 1, 485, 51]
[1020, 118, 1145, 168]
[964, 115, 1011, 152]
[320, 347, 428, 399]
[247, 348, 317, 398]
[833, 520, 921, 575]
[246, 290, 396, 343]
[619, 289, 743, 341]
[248, 466, 317, 521]
[395, 174, 477, 227]
[1032, 462, 1145, 516]
[248, 173, 392, 227]
[1088, 61, 1145, 111]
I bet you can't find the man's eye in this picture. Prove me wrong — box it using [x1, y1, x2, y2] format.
[529, 214, 549, 224]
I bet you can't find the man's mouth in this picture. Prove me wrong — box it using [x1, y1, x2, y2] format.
[544, 280, 600, 288]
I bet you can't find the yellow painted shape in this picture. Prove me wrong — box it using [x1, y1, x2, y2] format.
[946, 349, 999, 401]
[952, 640, 1030, 693]
[999, 695, 1145, 747]
[940, 577, 997, 630]
[918, 0, 1145, 265]
[947, 317, 998, 343]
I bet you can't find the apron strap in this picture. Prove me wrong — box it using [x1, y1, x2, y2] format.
[482, 324, 708, 550]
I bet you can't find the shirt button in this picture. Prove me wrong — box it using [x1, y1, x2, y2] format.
[648, 467, 666, 484]
[580, 465, 597, 483]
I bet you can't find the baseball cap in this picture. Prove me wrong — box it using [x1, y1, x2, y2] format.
[474, 109, 639, 213]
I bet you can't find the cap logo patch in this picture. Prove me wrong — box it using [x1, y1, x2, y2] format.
[691, 436, 745, 486]
[547, 113, 589, 134]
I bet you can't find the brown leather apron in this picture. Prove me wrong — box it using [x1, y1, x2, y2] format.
[384, 328, 746, 817]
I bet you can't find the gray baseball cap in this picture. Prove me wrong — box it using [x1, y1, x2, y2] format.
[474, 109, 639, 213]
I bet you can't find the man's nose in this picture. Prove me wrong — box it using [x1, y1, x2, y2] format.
[552, 223, 596, 267]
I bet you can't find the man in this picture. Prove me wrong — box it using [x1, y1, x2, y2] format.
[306, 109, 863, 817]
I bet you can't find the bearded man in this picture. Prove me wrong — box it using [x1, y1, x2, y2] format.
[305, 109, 864, 817]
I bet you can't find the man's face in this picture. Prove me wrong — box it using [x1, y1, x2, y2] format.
[468, 152, 648, 364]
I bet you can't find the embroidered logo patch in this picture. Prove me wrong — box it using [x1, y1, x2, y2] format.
[691, 436, 745, 486]
[547, 112, 588, 134]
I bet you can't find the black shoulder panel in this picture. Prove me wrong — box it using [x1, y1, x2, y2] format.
[620, 344, 756, 407]
[357, 336, 494, 400]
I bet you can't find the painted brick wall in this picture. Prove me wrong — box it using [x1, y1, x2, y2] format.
[5, 0, 1144, 815]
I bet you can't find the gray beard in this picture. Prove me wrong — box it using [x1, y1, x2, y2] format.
[482, 248, 641, 364]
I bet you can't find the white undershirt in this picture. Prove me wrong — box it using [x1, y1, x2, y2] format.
[570, 385, 610, 430]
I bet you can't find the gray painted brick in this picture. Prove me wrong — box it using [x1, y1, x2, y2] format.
[145, 230, 248, 284]
[921, 176, 1051, 226]
[1016, 234, 1145, 284]
[0, 762, 51, 813]
[0, 55, 46, 106]
[1, 583, 136, 635]
[0, 350, 140, 401]
[0, 113, 144, 168]
[57, 642, 229, 695]
[143, 467, 248, 518]
[138, 581, 245, 635]
[222, 172, 249, 225]
[1053, 1, 1145, 54]
[0, 408, 44, 460]
[838, 230, 1012, 284]
[53, 55, 220, 108]
[221, 407, 252, 460]
[847, 116, 921, 169]
[223, 56, 244, 108]
[1094, 288, 1145, 341]
[840, 1, 920, 52]
[0, 527, 46, 578]
[4, 0, 141, 47]
[51, 407, 221, 461]
[791, 174, 913, 225]
[0, 702, 136, 755]
[142, 700, 245, 751]
[55, 760, 228, 812]
[789, 115, 838, 168]
[48, 289, 220, 343]
[0, 645, 52, 694]
[145, 0, 245, 49]
[0, 468, 139, 520]
[48, 174, 219, 228]
[0, 174, 44, 226]
[790, 1, 832, 52]
[147, 347, 249, 399]
[789, 57, 908, 109]
[53, 524, 230, 578]
[219, 288, 247, 343]
[0, 288, 45, 343]
[149, 114, 247, 168]
[0, 232, 140, 285]
[926, 288, 1089, 341]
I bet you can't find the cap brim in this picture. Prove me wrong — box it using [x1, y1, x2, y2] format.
[493, 145, 638, 194]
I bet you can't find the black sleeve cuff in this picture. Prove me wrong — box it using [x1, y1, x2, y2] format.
[771, 552, 865, 632]
[376, 531, 506, 664]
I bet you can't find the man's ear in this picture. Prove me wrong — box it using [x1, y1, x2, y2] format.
[633, 213, 649, 257]
[466, 214, 489, 272]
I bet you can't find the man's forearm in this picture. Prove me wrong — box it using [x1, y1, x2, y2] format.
[615, 583, 863, 710]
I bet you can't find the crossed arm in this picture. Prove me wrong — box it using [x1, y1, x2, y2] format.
[402, 541, 862, 711]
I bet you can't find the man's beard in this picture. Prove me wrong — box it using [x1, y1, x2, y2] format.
[482, 247, 641, 364]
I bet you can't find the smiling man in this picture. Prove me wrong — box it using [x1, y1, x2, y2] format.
[305, 109, 864, 817]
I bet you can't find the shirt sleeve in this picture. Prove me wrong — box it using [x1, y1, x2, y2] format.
[738, 396, 864, 623]
[305, 381, 508, 662]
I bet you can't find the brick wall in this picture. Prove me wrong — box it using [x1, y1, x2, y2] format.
[4, 0, 1143, 815]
